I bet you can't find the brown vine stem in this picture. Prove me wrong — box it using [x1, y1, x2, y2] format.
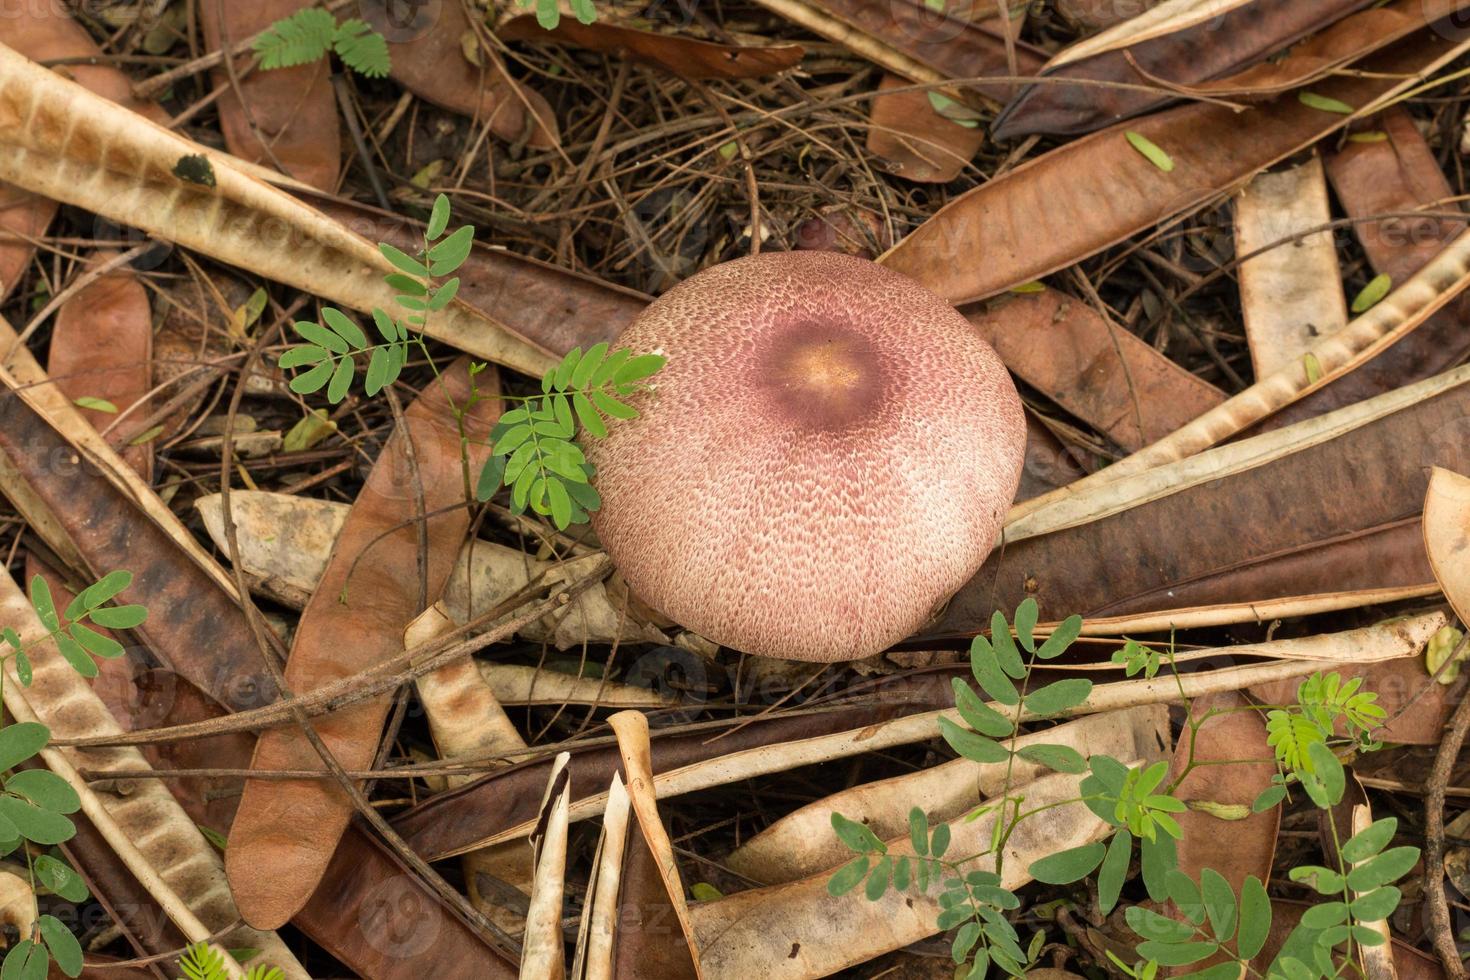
[1426, 683, 1470, 979]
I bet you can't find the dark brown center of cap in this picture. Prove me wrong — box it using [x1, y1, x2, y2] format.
[758, 323, 884, 428]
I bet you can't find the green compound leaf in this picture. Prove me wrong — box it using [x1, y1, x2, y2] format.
[6, 770, 80, 814]
[938, 717, 1010, 764]
[0, 797, 73, 844]
[321, 308, 368, 349]
[1035, 614, 1083, 659]
[332, 19, 391, 77]
[1022, 678, 1093, 716]
[968, 635, 1019, 705]
[28, 575, 57, 631]
[1028, 841, 1105, 884]
[1349, 886, 1401, 921]
[613, 353, 666, 388]
[1014, 743, 1087, 774]
[990, 611, 1026, 679]
[1237, 875, 1271, 960]
[1345, 847, 1419, 891]
[1341, 816, 1396, 863]
[1097, 828, 1131, 914]
[38, 915, 81, 978]
[0, 724, 49, 772]
[831, 811, 886, 854]
[65, 570, 131, 618]
[87, 604, 147, 630]
[428, 225, 475, 276]
[1299, 901, 1348, 930]
[1200, 867, 1237, 942]
[253, 8, 335, 69]
[952, 678, 1014, 737]
[379, 243, 429, 278]
[828, 856, 869, 897]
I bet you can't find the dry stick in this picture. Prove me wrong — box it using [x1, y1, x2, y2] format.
[50, 569, 606, 749]
[214, 324, 520, 956]
[1425, 683, 1470, 979]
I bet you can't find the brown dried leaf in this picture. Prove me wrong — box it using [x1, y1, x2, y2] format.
[199, 0, 341, 190]
[1169, 692, 1278, 897]
[866, 74, 987, 184]
[498, 10, 804, 79]
[930, 365, 1470, 633]
[750, 0, 1044, 98]
[48, 250, 154, 477]
[995, 0, 1452, 138]
[965, 288, 1225, 450]
[363, 0, 559, 148]
[1426, 466, 1470, 625]
[226, 361, 501, 929]
[881, 29, 1470, 304]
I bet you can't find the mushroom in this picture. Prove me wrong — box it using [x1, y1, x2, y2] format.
[584, 251, 1026, 662]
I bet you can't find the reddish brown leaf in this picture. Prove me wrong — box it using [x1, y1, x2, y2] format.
[924, 367, 1470, 635]
[498, 13, 804, 79]
[199, 0, 341, 191]
[994, 0, 1375, 139]
[1170, 692, 1278, 897]
[227, 360, 501, 929]
[48, 250, 153, 478]
[0, 382, 279, 713]
[301, 192, 648, 353]
[867, 74, 987, 184]
[1264, 108, 1470, 426]
[880, 30, 1469, 305]
[965, 288, 1226, 451]
[363, 0, 559, 148]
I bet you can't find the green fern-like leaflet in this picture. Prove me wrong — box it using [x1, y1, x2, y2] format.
[177, 943, 283, 980]
[254, 9, 391, 78]
[477, 344, 665, 530]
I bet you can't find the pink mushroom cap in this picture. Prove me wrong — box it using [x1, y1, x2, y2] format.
[585, 251, 1026, 662]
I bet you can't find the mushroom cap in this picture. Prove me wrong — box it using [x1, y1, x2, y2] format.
[585, 251, 1026, 662]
